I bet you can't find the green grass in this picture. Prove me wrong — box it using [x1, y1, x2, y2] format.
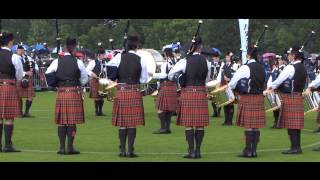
[1, 91, 320, 162]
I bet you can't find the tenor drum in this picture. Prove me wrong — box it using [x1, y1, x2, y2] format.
[265, 92, 282, 112]
[210, 85, 235, 107]
[304, 91, 320, 115]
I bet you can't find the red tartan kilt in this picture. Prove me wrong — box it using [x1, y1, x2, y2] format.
[156, 81, 178, 111]
[55, 87, 85, 125]
[112, 84, 145, 127]
[17, 77, 35, 98]
[176, 86, 209, 127]
[236, 94, 266, 129]
[278, 93, 304, 129]
[89, 78, 103, 99]
[0, 79, 20, 119]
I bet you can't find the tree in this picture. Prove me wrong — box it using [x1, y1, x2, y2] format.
[27, 19, 54, 45]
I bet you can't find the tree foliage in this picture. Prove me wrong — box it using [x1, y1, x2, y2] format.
[2, 19, 320, 55]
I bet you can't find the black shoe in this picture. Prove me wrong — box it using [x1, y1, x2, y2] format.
[3, 146, 21, 153]
[222, 123, 232, 126]
[252, 150, 257, 157]
[312, 147, 320, 151]
[183, 152, 196, 159]
[57, 148, 66, 155]
[66, 148, 80, 155]
[282, 148, 302, 154]
[127, 152, 138, 158]
[238, 149, 255, 158]
[22, 113, 32, 118]
[195, 149, 201, 159]
[313, 129, 320, 133]
[118, 152, 126, 157]
[152, 129, 170, 134]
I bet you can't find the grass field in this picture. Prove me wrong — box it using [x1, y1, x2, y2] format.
[1, 91, 320, 162]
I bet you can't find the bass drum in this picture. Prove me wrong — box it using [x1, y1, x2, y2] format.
[136, 49, 158, 96]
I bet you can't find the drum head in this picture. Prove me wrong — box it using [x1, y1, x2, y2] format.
[137, 49, 157, 83]
[206, 80, 219, 88]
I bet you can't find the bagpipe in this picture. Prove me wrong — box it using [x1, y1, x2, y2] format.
[172, 20, 203, 91]
[45, 19, 60, 88]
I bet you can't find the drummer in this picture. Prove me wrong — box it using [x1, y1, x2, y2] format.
[215, 51, 236, 125]
[305, 72, 320, 138]
[265, 45, 307, 155]
[210, 49, 222, 117]
[152, 45, 178, 134]
[266, 56, 281, 129]
[86, 44, 108, 116]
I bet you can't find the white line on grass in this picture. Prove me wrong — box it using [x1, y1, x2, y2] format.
[18, 141, 320, 155]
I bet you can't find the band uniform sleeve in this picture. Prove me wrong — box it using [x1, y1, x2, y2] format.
[11, 54, 24, 81]
[206, 60, 212, 83]
[228, 65, 250, 90]
[153, 62, 168, 79]
[168, 58, 187, 81]
[107, 53, 121, 67]
[269, 65, 294, 90]
[267, 75, 273, 88]
[309, 74, 320, 88]
[216, 62, 225, 84]
[139, 55, 150, 84]
[86, 60, 95, 77]
[45, 59, 58, 74]
[78, 60, 89, 86]
[34, 62, 39, 72]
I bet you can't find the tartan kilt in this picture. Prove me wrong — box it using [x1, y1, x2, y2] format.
[176, 86, 209, 127]
[0, 79, 21, 119]
[156, 81, 178, 112]
[112, 84, 145, 127]
[236, 94, 266, 129]
[89, 78, 104, 99]
[55, 86, 85, 125]
[278, 92, 304, 129]
[17, 77, 35, 98]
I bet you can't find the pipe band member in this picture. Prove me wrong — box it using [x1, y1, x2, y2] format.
[228, 46, 266, 158]
[168, 36, 211, 159]
[46, 37, 88, 155]
[266, 45, 307, 155]
[107, 35, 149, 158]
[153, 46, 178, 134]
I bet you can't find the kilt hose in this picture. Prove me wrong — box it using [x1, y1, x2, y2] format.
[16, 77, 35, 98]
[0, 79, 21, 119]
[112, 84, 145, 127]
[278, 92, 304, 129]
[236, 94, 266, 129]
[89, 78, 104, 99]
[176, 86, 209, 127]
[55, 86, 85, 125]
[156, 81, 178, 112]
